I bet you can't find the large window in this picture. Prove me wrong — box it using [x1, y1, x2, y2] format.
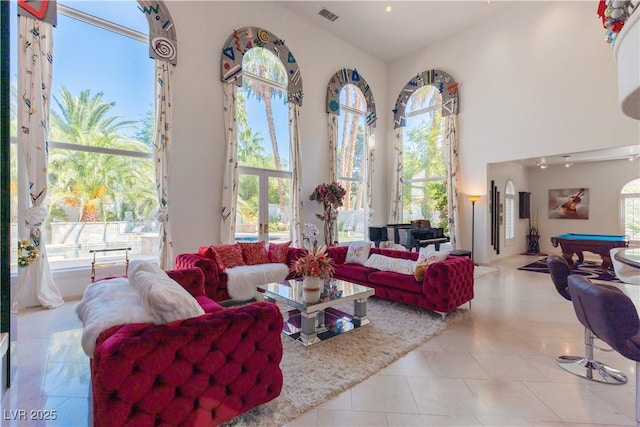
[621, 178, 640, 243]
[336, 85, 367, 243]
[10, 2, 157, 271]
[401, 85, 447, 230]
[505, 180, 515, 242]
[236, 48, 291, 242]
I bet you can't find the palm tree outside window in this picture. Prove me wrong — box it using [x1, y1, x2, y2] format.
[401, 85, 447, 231]
[235, 48, 292, 242]
[336, 84, 368, 242]
[10, 1, 157, 271]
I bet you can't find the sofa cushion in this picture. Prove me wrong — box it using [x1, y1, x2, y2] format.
[334, 263, 379, 283]
[345, 241, 371, 265]
[131, 270, 205, 323]
[367, 270, 424, 293]
[198, 245, 227, 273]
[364, 253, 416, 275]
[213, 243, 246, 269]
[268, 241, 291, 264]
[239, 241, 269, 265]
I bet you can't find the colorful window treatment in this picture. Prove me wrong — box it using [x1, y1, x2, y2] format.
[15, 14, 64, 310]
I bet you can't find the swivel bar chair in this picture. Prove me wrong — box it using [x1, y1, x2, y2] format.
[567, 275, 639, 426]
[546, 255, 626, 384]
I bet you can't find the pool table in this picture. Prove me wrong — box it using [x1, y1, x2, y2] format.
[550, 233, 629, 271]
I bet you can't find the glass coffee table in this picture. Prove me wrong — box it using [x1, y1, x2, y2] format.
[258, 278, 375, 346]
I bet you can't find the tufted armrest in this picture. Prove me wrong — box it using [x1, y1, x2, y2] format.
[423, 256, 474, 313]
[91, 301, 284, 426]
[175, 253, 229, 301]
[165, 267, 206, 298]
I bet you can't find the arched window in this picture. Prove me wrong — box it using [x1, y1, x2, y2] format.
[390, 70, 460, 246]
[400, 85, 446, 228]
[505, 180, 516, 241]
[11, 1, 162, 271]
[219, 27, 303, 244]
[236, 47, 292, 242]
[621, 178, 640, 243]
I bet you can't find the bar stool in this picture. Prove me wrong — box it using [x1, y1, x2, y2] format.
[567, 275, 639, 426]
[546, 255, 626, 384]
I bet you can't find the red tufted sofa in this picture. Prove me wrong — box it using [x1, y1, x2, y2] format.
[90, 267, 284, 427]
[175, 246, 307, 301]
[326, 246, 474, 317]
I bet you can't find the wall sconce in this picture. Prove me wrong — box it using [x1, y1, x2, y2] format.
[562, 155, 572, 168]
[467, 195, 481, 263]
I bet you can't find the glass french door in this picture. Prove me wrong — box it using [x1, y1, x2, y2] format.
[236, 167, 292, 243]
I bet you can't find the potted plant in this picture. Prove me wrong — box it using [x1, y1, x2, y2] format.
[309, 181, 346, 246]
[293, 245, 335, 303]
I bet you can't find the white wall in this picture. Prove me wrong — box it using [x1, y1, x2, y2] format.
[166, 1, 388, 257]
[388, 1, 640, 264]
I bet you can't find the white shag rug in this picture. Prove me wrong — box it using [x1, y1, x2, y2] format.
[221, 298, 469, 426]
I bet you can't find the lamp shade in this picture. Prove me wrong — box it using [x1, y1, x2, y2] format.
[467, 195, 481, 203]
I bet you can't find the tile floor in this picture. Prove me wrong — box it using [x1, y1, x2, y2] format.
[1, 254, 638, 426]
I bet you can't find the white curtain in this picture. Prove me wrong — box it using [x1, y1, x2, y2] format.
[154, 60, 174, 268]
[15, 16, 63, 311]
[389, 127, 403, 224]
[365, 126, 375, 226]
[445, 115, 461, 249]
[290, 103, 304, 247]
[327, 113, 338, 182]
[220, 82, 238, 244]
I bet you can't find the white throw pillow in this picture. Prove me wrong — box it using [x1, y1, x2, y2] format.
[364, 254, 416, 275]
[345, 241, 372, 265]
[417, 246, 449, 263]
[130, 270, 204, 323]
[128, 260, 164, 278]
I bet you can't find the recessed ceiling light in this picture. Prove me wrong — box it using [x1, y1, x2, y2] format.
[385, 6, 392, 12]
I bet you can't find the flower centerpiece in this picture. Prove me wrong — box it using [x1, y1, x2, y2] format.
[309, 181, 346, 246]
[293, 245, 335, 300]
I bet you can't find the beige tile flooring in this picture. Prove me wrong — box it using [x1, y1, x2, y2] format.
[1, 254, 638, 426]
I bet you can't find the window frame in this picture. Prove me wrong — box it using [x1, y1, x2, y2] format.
[504, 180, 516, 243]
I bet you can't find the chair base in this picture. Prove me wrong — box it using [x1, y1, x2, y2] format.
[556, 355, 627, 384]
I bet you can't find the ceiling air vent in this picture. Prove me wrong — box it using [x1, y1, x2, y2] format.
[319, 8, 339, 22]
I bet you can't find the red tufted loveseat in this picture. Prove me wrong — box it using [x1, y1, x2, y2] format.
[175, 246, 307, 301]
[326, 246, 474, 317]
[90, 267, 284, 426]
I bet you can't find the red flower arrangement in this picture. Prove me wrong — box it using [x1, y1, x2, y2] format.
[293, 245, 335, 280]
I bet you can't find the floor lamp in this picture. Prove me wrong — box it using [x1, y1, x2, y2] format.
[467, 195, 481, 263]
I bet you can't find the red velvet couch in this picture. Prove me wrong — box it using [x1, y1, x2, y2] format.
[326, 246, 474, 317]
[175, 246, 307, 301]
[90, 267, 284, 427]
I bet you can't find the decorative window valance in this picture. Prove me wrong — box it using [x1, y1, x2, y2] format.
[326, 68, 377, 127]
[392, 69, 458, 129]
[137, 1, 178, 65]
[220, 26, 303, 106]
[18, 0, 57, 25]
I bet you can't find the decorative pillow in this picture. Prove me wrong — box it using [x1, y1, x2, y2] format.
[417, 246, 449, 263]
[130, 270, 205, 323]
[414, 261, 434, 281]
[345, 241, 371, 265]
[239, 241, 269, 265]
[268, 241, 291, 264]
[198, 246, 227, 273]
[212, 243, 245, 269]
[364, 253, 416, 275]
[129, 259, 164, 278]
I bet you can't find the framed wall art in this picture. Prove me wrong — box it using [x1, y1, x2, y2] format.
[548, 188, 589, 219]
